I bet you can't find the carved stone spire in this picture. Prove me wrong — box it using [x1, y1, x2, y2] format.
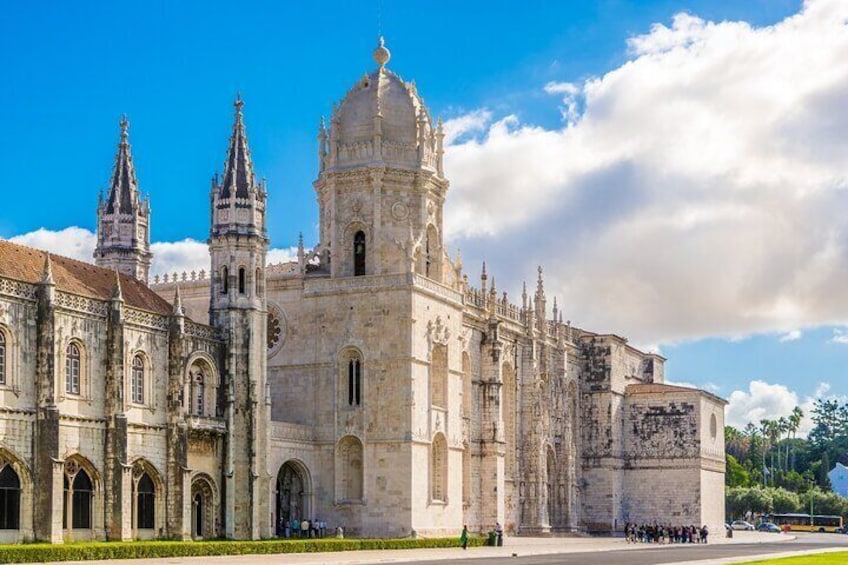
[41, 252, 54, 285]
[220, 94, 256, 199]
[94, 116, 152, 283]
[106, 115, 138, 214]
[111, 269, 123, 302]
[172, 285, 184, 317]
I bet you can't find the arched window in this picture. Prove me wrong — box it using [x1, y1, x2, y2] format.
[238, 267, 246, 294]
[136, 472, 155, 529]
[0, 464, 21, 530]
[65, 468, 93, 529]
[255, 267, 261, 296]
[65, 343, 81, 395]
[353, 231, 366, 276]
[221, 266, 229, 295]
[0, 330, 6, 386]
[348, 357, 361, 406]
[131, 355, 145, 405]
[431, 433, 447, 502]
[193, 372, 205, 416]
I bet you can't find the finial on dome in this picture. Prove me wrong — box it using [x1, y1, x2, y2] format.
[373, 36, 391, 68]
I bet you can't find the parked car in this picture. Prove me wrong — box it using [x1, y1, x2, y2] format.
[757, 522, 781, 533]
[731, 520, 756, 531]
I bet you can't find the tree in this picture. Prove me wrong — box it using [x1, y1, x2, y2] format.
[727, 454, 750, 488]
[788, 406, 803, 471]
[771, 487, 801, 513]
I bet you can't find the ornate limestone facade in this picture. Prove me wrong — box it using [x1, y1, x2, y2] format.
[0, 39, 726, 543]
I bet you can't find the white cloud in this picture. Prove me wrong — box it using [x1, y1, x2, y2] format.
[442, 109, 493, 145]
[443, 0, 848, 345]
[726, 380, 815, 436]
[8, 227, 97, 263]
[5, 227, 296, 279]
[724, 379, 848, 437]
[779, 330, 802, 343]
[830, 328, 848, 344]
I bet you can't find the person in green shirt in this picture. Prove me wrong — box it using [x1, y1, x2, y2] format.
[460, 525, 469, 550]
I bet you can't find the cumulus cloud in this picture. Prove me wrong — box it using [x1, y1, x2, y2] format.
[4, 227, 296, 278]
[443, 0, 848, 344]
[8, 227, 97, 263]
[726, 380, 817, 436]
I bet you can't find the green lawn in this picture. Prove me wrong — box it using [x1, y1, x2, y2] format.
[741, 551, 848, 565]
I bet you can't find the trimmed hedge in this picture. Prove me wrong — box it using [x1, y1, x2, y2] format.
[0, 536, 488, 563]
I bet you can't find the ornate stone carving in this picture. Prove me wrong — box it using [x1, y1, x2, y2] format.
[426, 315, 451, 346]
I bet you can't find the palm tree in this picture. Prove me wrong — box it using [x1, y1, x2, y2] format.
[788, 406, 803, 472]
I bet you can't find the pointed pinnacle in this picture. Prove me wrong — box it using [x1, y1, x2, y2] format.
[112, 269, 123, 301]
[42, 252, 54, 284]
[173, 285, 184, 316]
[119, 114, 129, 139]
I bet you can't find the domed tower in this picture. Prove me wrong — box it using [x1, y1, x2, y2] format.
[314, 37, 448, 280]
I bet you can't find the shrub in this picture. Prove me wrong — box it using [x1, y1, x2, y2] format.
[0, 536, 488, 564]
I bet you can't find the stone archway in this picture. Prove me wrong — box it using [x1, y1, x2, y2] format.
[275, 461, 310, 535]
[190, 475, 215, 540]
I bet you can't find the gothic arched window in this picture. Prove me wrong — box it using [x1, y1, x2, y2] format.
[131, 355, 145, 405]
[0, 463, 20, 530]
[221, 266, 229, 295]
[353, 231, 366, 276]
[348, 356, 361, 406]
[65, 342, 82, 395]
[65, 468, 93, 529]
[0, 330, 6, 386]
[136, 472, 155, 529]
[193, 372, 205, 416]
[238, 267, 246, 294]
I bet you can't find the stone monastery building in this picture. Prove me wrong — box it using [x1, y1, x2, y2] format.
[0, 39, 726, 543]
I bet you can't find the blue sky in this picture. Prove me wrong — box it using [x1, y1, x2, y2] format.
[1, 0, 846, 431]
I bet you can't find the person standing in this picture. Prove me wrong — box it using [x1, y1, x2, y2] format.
[460, 525, 469, 550]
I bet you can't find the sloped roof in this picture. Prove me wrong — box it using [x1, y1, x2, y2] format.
[626, 383, 727, 404]
[0, 239, 172, 315]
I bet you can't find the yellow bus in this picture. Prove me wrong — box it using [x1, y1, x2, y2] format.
[769, 513, 843, 533]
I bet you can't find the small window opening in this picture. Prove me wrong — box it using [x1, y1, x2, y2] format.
[348, 358, 361, 406]
[238, 268, 246, 295]
[221, 267, 229, 295]
[354, 231, 366, 276]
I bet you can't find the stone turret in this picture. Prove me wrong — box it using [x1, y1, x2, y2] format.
[313, 38, 449, 280]
[94, 116, 153, 283]
[208, 95, 270, 539]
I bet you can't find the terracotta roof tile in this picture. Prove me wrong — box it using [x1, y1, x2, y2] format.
[0, 239, 172, 315]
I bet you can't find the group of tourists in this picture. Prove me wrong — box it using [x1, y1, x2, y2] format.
[281, 518, 337, 538]
[625, 523, 709, 544]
